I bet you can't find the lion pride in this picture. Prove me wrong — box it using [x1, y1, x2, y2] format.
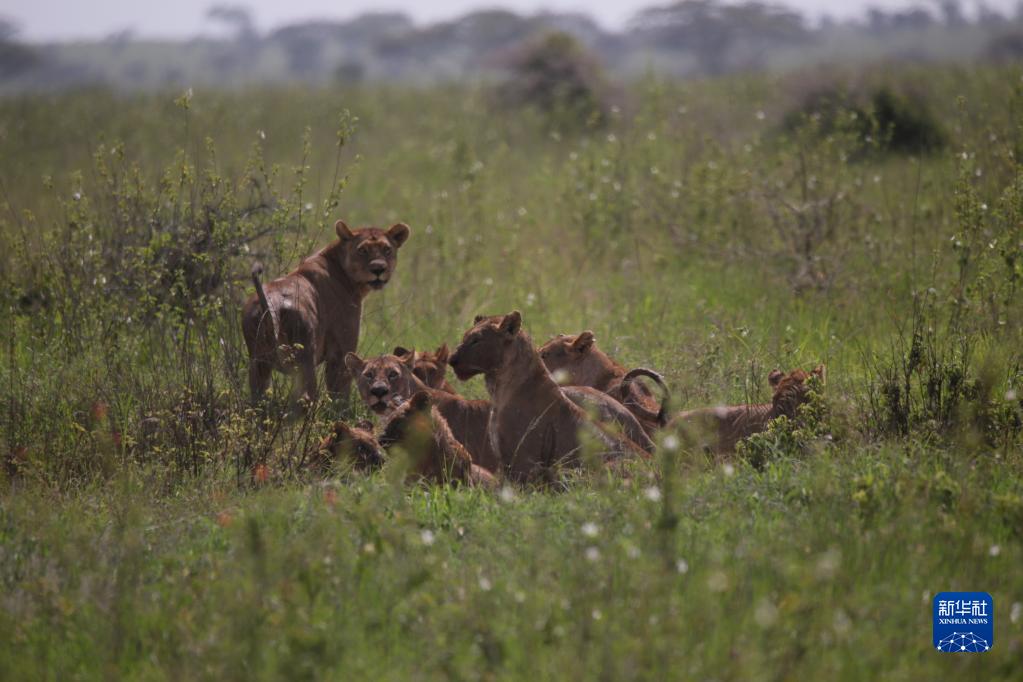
[345, 349, 654, 478]
[242, 219, 410, 406]
[449, 311, 650, 483]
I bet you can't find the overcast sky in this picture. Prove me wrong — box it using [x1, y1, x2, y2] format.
[3, 0, 1018, 42]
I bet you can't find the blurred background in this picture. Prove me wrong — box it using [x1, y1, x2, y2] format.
[1, 0, 1022, 91]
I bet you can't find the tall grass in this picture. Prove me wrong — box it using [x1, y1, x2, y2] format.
[0, 64, 1022, 677]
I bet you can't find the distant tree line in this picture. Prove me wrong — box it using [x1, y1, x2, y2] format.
[2, 0, 1023, 91]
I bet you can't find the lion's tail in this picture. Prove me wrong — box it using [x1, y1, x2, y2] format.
[623, 367, 671, 426]
[251, 262, 280, 345]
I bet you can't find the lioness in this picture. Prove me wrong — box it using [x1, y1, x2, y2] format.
[393, 344, 457, 394]
[242, 219, 411, 406]
[671, 365, 826, 453]
[539, 331, 670, 436]
[378, 391, 499, 489]
[449, 311, 650, 483]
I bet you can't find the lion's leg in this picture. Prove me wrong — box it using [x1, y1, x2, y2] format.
[249, 359, 273, 404]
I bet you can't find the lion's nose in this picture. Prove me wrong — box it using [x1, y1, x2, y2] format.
[370, 384, 389, 398]
[449, 352, 461, 368]
[368, 260, 388, 276]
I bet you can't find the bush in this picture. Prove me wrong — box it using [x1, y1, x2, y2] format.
[737, 374, 832, 468]
[782, 83, 945, 155]
[496, 31, 609, 129]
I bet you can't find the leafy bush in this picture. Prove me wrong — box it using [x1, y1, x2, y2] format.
[736, 373, 831, 468]
[782, 83, 945, 155]
[496, 31, 609, 129]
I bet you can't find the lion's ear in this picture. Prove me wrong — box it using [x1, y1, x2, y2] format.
[500, 310, 522, 335]
[573, 331, 595, 352]
[355, 419, 374, 431]
[386, 222, 411, 247]
[344, 352, 365, 375]
[473, 314, 486, 325]
[400, 351, 416, 370]
[336, 220, 356, 241]
[408, 391, 431, 411]
[434, 343, 449, 364]
[393, 346, 412, 359]
[768, 370, 784, 388]
[812, 364, 827, 385]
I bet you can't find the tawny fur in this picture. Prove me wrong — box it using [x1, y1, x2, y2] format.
[241, 219, 410, 406]
[393, 344, 457, 394]
[449, 312, 649, 484]
[308, 419, 385, 473]
[672, 366, 825, 453]
[378, 392, 498, 489]
[539, 331, 669, 436]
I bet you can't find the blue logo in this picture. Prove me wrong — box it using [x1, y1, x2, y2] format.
[933, 592, 993, 653]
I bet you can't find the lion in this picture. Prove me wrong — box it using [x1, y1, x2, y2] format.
[307, 419, 386, 474]
[393, 344, 457, 394]
[345, 351, 500, 472]
[448, 311, 651, 483]
[378, 391, 499, 489]
[345, 350, 654, 477]
[539, 331, 670, 436]
[671, 365, 826, 453]
[241, 219, 411, 406]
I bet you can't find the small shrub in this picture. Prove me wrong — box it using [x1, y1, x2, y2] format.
[737, 374, 831, 468]
[782, 83, 945, 155]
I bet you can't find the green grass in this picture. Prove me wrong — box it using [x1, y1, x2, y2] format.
[1, 63, 1022, 678]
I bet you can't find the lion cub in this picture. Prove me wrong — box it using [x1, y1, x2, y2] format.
[307, 419, 385, 474]
[539, 331, 669, 436]
[672, 366, 825, 453]
[378, 392, 498, 489]
[242, 219, 410, 406]
[449, 311, 650, 483]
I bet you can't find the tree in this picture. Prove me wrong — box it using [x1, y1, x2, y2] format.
[206, 5, 257, 42]
[0, 19, 39, 80]
[629, 0, 807, 75]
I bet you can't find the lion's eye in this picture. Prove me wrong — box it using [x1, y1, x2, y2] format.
[363, 371, 373, 379]
[382, 246, 392, 257]
[357, 246, 369, 256]
[387, 370, 398, 380]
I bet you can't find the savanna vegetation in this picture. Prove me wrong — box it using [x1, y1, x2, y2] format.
[1, 60, 1022, 678]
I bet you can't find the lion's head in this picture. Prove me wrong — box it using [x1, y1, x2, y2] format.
[345, 352, 418, 414]
[449, 311, 523, 381]
[335, 220, 411, 290]
[769, 365, 826, 417]
[393, 344, 451, 391]
[538, 331, 612, 385]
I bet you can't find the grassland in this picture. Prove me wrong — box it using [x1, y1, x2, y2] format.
[0, 64, 1021, 679]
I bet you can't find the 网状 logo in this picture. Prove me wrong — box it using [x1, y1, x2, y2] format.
[933, 592, 994, 653]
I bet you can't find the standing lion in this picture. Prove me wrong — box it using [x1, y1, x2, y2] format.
[242, 219, 411, 407]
